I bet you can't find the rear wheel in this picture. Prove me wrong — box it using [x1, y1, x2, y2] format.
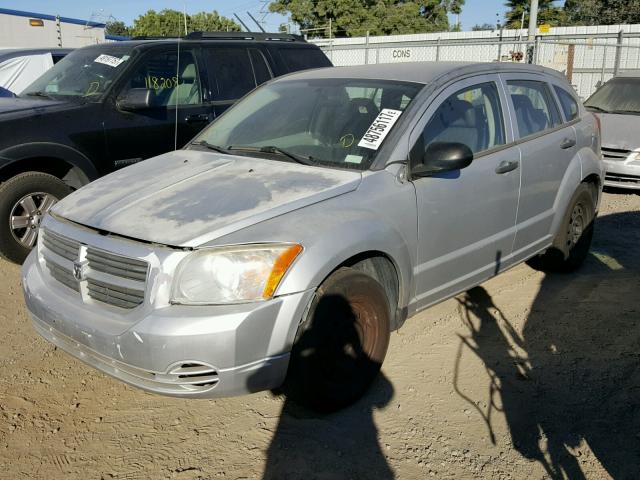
[0, 172, 71, 264]
[526, 183, 596, 273]
[285, 267, 391, 412]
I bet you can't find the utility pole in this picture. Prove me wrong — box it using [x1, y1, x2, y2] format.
[528, 0, 539, 41]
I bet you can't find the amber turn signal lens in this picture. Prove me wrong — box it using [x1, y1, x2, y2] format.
[262, 244, 303, 298]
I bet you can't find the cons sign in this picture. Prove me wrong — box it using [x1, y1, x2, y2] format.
[392, 49, 411, 59]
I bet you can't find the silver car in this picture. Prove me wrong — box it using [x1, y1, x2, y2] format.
[22, 62, 604, 411]
[584, 72, 640, 190]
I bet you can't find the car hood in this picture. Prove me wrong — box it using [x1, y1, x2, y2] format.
[52, 149, 362, 247]
[0, 96, 70, 115]
[598, 113, 640, 150]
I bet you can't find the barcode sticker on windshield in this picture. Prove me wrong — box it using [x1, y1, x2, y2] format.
[357, 109, 403, 150]
[94, 54, 125, 67]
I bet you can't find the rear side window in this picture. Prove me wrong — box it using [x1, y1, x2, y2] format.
[554, 86, 579, 121]
[206, 47, 256, 101]
[507, 80, 561, 138]
[278, 47, 331, 72]
[418, 82, 506, 157]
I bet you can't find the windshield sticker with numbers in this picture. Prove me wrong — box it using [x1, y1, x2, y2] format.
[94, 54, 125, 68]
[357, 108, 403, 150]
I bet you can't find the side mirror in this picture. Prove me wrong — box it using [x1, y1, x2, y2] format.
[116, 88, 159, 111]
[412, 141, 474, 177]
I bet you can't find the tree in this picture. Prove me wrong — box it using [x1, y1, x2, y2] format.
[269, 0, 464, 37]
[472, 23, 496, 31]
[564, 0, 640, 25]
[504, 0, 567, 29]
[130, 9, 240, 37]
[105, 20, 130, 37]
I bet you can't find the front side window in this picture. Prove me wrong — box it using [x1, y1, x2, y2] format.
[584, 77, 640, 115]
[119, 50, 202, 107]
[413, 82, 505, 162]
[21, 45, 135, 101]
[192, 78, 422, 170]
[554, 85, 580, 121]
[508, 80, 561, 138]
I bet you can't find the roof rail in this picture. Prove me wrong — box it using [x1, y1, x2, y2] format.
[186, 31, 305, 42]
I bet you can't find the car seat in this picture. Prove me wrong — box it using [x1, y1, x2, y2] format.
[511, 94, 549, 137]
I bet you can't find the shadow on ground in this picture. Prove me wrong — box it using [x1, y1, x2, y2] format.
[456, 210, 640, 479]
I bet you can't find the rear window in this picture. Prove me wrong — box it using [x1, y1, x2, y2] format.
[278, 47, 331, 72]
[554, 86, 580, 121]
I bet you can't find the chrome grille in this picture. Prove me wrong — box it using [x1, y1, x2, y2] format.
[86, 278, 145, 309]
[86, 247, 148, 281]
[45, 258, 80, 292]
[42, 230, 79, 261]
[40, 228, 148, 309]
[602, 147, 631, 161]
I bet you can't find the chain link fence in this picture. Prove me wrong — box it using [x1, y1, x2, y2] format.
[315, 29, 640, 99]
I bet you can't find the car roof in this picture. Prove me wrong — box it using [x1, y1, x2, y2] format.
[614, 70, 640, 78]
[0, 48, 72, 61]
[279, 61, 566, 85]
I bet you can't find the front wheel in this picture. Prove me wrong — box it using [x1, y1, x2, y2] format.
[526, 183, 596, 273]
[0, 172, 71, 264]
[284, 267, 391, 412]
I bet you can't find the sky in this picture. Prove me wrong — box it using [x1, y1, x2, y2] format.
[4, 0, 511, 33]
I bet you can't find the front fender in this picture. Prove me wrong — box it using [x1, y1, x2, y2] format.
[0, 142, 99, 181]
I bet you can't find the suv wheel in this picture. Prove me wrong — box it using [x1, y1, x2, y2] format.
[526, 183, 596, 273]
[0, 172, 71, 264]
[284, 267, 391, 412]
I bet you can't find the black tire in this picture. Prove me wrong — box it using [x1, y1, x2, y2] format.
[526, 183, 596, 273]
[0, 172, 71, 264]
[284, 267, 391, 412]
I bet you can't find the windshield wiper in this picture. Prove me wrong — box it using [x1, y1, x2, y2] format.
[228, 145, 316, 166]
[24, 91, 54, 99]
[609, 109, 640, 115]
[585, 105, 610, 113]
[190, 141, 231, 154]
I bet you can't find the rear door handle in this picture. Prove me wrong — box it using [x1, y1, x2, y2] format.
[560, 137, 576, 149]
[185, 113, 210, 124]
[495, 160, 519, 174]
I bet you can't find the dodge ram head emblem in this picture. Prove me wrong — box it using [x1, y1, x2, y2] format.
[73, 260, 87, 281]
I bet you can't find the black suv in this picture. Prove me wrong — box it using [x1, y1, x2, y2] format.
[0, 32, 331, 263]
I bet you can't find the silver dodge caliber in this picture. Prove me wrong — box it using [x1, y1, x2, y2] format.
[22, 62, 604, 411]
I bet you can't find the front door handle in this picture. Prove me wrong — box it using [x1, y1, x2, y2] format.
[560, 137, 576, 149]
[495, 160, 519, 174]
[185, 113, 210, 124]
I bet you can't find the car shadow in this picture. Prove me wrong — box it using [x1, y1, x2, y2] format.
[249, 294, 396, 480]
[454, 210, 640, 479]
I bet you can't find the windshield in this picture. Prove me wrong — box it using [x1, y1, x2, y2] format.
[21, 45, 136, 101]
[584, 77, 640, 114]
[192, 78, 422, 170]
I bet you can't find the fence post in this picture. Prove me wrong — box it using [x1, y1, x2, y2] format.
[600, 45, 607, 85]
[497, 27, 504, 62]
[566, 44, 575, 83]
[436, 37, 441, 62]
[365, 30, 370, 64]
[613, 30, 624, 76]
[534, 36, 541, 64]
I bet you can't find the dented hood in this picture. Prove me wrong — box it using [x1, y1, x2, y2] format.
[52, 150, 362, 247]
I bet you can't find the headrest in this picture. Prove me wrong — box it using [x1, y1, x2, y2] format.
[439, 98, 475, 128]
[511, 94, 535, 112]
[181, 63, 196, 81]
[349, 97, 378, 115]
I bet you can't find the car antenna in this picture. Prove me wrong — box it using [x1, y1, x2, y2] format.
[174, 29, 182, 151]
[233, 13, 251, 32]
[246, 11, 266, 32]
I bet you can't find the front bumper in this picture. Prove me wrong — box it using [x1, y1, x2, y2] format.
[22, 227, 315, 399]
[603, 156, 640, 190]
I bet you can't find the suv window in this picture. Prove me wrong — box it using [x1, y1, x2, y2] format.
[554, 86, 580, 121]
[249, 48, 272, 86]
[278, 47, 330, 71]
[121, 50, 202, 107]
[507, 80, 560, 137]
[206, 47, 257, 102]
[417, 82, 505, 157]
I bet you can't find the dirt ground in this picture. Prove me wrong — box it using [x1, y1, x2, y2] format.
[1, 190, 639, 480]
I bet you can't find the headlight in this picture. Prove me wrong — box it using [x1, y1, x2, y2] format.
[171, 243, 303, 305]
